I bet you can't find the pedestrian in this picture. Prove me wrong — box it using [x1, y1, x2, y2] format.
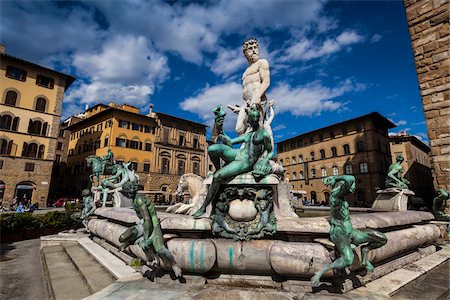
[16, 202, 25, 213]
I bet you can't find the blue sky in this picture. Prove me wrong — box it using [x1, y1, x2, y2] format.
[0, 0, 428, 144]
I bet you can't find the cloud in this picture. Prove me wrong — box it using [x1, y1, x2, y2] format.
[282, 30, 364, 62]
[179, 82, 242, 131]
[210, 47, 247, 77]
[273, 124, 286, 131]
[389, 119, 408, 126]
[268, 79, 364, 116]
[370, 34, 382, 43]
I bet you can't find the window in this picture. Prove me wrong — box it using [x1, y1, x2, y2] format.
[55, 154, 61, 162]
[292, 172, 297, 179]
[57, 142, 63, 150]
[193, 136, 199, 149]
[144, 125, 152, 133]
[28, 120, 42, 135]
[330, 130, 335, 139]
[116, 138, 126, 147]
[0, 139, 12, 155]
[178, 160, 185, 175]
[94, 139, 100, 149]
[331, 147, 337, 157]
[22, 142, 38, 158]
[320, 149, 325, 159]
[104, 138, 109, 147]
[161, 157, 170, 174]
[105, 119, 112, 128]
[321, 168, 327, 177]
[343, 144, 350, 155]
[311, 168, 316, 177]
[143, 163, 151, 173]
[68, 149, 73, 156]
[163, 128, 170, 143]
[36, 75, 54, 89]
[97, 123, 103, 131]
[310, 152, 315, 160]
[345, 164, 353, 175]
[332, 166, 339, 176]
[356, 141, 365, 152]
[5, 91, 18, 106]
[24, 163, 35, 172]
[311, 191, 317, 203]
[359, 162, 368, 173]
[130, 162, 138, 171]
[299, 155, 303, 163]
[132, 123, 140, 131]
[6, 66, 26, 81]
[291, 141, 296, 150]
[119, 120, 128, 128]
[292, 156, 296, 164]
[299, 171, 304, 179]
[129, 140, 141, 150]
[145, 143, 152, 151]
[193, 161, 200, 175]
[179, 133, 185, 146]
[35, 98, 47, 112]
[0, 115, 12, 130]
[319, 134, 323, 141]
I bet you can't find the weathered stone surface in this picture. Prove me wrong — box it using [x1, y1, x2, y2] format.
[213, 239, 274, 273]
[166, 238, 216, 273]
[372, 189, 415, 211]
[270, 242, 332, 277]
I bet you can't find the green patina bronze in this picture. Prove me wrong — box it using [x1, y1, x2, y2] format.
[211, 186, 276, 240]
[70, 188, 96, 226]
[311, 175, 387, 287]
[86, 147, 118, 186]
[385, 155, 410, 189]
[119, 178, 182, 278]
[432, 189, 450, 222]
[193, 107, 274, 218]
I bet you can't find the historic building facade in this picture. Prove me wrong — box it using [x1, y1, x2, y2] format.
[0, 45, 75, 207]
[389, 133, 434, 205]
[62, 103, 207, 197]
[404, 0, 449, 190]
[277, 112, 395, 207]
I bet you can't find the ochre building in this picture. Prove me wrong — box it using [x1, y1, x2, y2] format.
[276, 112, 395, 207]
[0, 46, 75, 207]
[389, 133, 434, 205]
[404, 0, 449, 189]
[62, 103, 207, 198]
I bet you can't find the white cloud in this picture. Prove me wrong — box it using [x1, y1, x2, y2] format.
[268, 79, 363, 116]
[65, 81, 153, 108]
[179, 82, 242, 131]
[370, 34, 382, 43]
[210, 47, 247, 77]
[389, 119, 408, 126]
[73, 35, 168, 85]
[282, 30, 364, 62]
[273, 124, 286, 131]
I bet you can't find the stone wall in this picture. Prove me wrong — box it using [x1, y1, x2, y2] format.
[404, 0, 450, 189]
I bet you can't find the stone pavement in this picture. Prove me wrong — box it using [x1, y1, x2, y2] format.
[0, 239, 48, 300]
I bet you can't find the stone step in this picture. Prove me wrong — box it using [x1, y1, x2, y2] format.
[42, 244, 91, 300]
[62, 242, 116, 294]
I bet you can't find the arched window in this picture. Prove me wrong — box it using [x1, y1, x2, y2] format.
[279, 159, 284, 166]
[311, 168, 316, 177]
[35, 97, 47, 112]
[299, 155, 303, 163]
[192, 157, 201, 175]
[22, 142, 38, 158]
[324, 192, 330, 204]
[5, 91, 17, 106]
[12, 117, 19, 131]
[321, 167, 327, 177]
[356, 141, 365, 152]
[0, 115, 12, 130]
[310, 152, 315, 160]
[177, 159, 186, 175]
[161, 157, 170, 174]
[41, 122, 48, 136]
[28, 120, 42, 135]
[38, 145, 45, 159]
[292, 172, 297, 179]
[359, 162, 368, 173]
[0, 139, 9, 155]
[343, 144, 350, 155]
[331, 147, 337, 157]
[292, 156, 296, 164]
[299, 171, 304, 179]
[332, 166, 339, 175]
[345, 163, 353, 174]
[320, 149, 325, 159]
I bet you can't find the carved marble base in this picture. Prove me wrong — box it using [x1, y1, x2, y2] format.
[91, 187, 133, 207]
[372, 188, 415, 211]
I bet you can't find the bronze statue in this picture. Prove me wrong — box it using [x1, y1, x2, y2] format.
[385, 155, 410, 189]
[119, 180, 182, 277]
[432, 189, 450, 222]
[86, 148, 117, 186]
[311, 175, 387, 287]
